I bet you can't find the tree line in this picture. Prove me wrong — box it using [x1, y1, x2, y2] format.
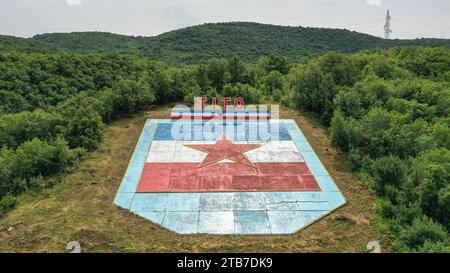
[2, 22, 449, 65]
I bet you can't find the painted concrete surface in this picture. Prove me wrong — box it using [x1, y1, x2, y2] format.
[147, 141, 304, 163]
[136, 162, 320, 192]
[114, 119, 346, 234]
[153, 121, 291, 141]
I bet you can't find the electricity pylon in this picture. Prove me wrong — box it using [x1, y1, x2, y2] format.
[384, 10, 392, 39]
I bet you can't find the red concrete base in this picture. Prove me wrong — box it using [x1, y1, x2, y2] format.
[136, 162, 321, 192]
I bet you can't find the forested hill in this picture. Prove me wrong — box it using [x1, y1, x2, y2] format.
[2, 22, 450, 64]
[32, 32, 144, 54]
[0, 35, 62, 54]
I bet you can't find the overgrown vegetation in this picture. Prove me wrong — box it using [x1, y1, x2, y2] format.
[287, 47, 450, 252]
[0, 35, 62, 54]
[0, 45, 448, 252]
[0, 53, 160, 215]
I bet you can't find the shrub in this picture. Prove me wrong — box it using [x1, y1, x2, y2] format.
[0, 195, 18, 217]
[65, 108, 104, 151]
[416, 241, 449, 253]
[0, 110, 64, 149]
[11, 138, 77, 180]
[222, 83, 261, 104]
[330, 111, 362, 152]
[370, 155, 407, 195]
[292, 64, 337, 123]
[114, 79, 156, 117]
[396, 217, 448, 252]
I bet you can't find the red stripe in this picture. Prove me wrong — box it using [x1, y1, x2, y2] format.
[136, 162, 321, 192]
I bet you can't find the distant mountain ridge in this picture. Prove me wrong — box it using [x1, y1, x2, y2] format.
[1, 22, 450, 64]
[0, 35, 62, 54]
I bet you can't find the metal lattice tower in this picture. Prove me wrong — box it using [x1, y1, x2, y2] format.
[384, 10, 392, 39]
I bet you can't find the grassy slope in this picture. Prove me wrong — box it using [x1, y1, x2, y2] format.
[0, 107, 389, 252]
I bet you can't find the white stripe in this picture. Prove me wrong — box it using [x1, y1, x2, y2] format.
[146, 141, 304, 163]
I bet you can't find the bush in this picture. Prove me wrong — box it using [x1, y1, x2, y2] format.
[333, 87, 363, 118]
[0, 137, 79, 200]
[412, 149, 450, 229]
[0, 150, 13, 197]
[257, 54, 290, 75]
[330, 111, 362, 152]
[0, 90, 31, 114]
[0, 195, 18, 217]
[65, 107, 104, 151]
[360, 108, 400, 157]
[416, 241, 449, 253]
[0, 110, 64, 149]
[11, 138, 77, 180]
[222, 83, 261, 104]
[396, 217, 448, 252]
[113, 79, 156, 117]
[370, 155, 407, 193]
[206, 58, 229, 91]
[292, 64, 337, 123]
[262, 71, 284, 95]
[346, 148, 366, 171]
[151, 71, 173, 104]
[317, 52, 359, 86]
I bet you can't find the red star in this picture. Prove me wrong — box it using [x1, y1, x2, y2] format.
[184, 134, 262, 168]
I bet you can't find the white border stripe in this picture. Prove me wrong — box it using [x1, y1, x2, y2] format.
[146, 140, 304, 163]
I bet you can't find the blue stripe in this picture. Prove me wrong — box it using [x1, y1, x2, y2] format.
[116, 121, 156, 194]
[153, 121, 291, 141]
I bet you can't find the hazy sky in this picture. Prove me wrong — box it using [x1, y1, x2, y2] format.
[1, 0, 449, 39]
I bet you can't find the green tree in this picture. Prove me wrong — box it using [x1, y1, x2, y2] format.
[396, 217, 448, 252]
[317, 52, 359, 86]
[11, 138, 77, 181]
[114, 79, 156, 117]
[292, 64, 337, 123]
[65, 108, 104, 151]
[206, 58, 229, 91]
[0, 90, 31, 114]
[411, 149, 450, 229]
[258, 54, 290, 75]
[333, 87, 363, 118]
[151, 71, 172, 105]
[370, 155, 407, 195]
[228, 56, 248, 84]
[262, 71, 284, 95]
[222, 83, 261, 104]
[0, 110, 64, 149]
[330, 111, 362, 152]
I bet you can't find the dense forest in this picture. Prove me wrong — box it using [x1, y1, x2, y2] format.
[0, 42, 449, 251]
[0, 35, 62, 54]
[1, 22, 450, 65]
[290, 47, 450, 252]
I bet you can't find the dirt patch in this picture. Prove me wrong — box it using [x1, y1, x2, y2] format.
[0, 223, 27, 242]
